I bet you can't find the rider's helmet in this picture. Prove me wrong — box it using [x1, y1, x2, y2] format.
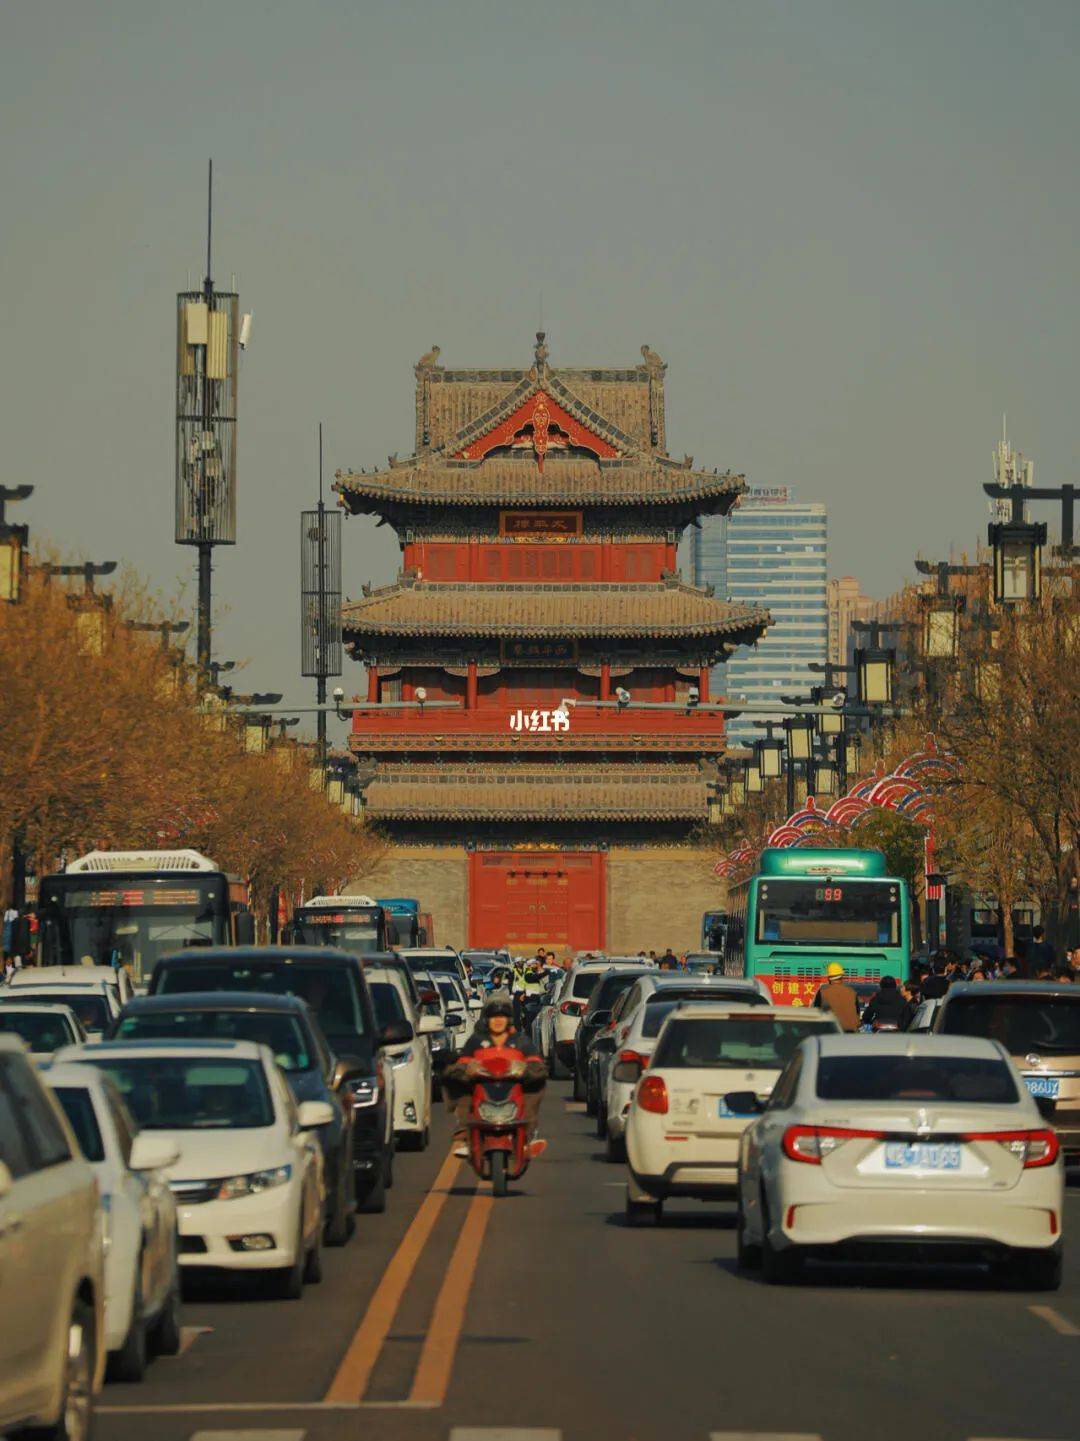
[482, 996, 514, 1022]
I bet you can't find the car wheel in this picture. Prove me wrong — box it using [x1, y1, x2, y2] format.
[760, 1193, 800, 1285]
[107, 1274, 147, 1383]
[596, 1103, 608, 1139]
[25, 1299, 96, 1441]
[1004, 1244, 1063, 1292]
[149, 1263, 182, 1357]
[357, 1160, 387, 1214]
[625, 1190, 661, 1227]
[272, 1217, 306, 1300]
[325, 1164, 354, 1247]
[432, 1077, 443, 1102]
[384, 1142, 395, 1190]
[572, 1064, 585, 1102]
[303, 1221, 323, 1285]
[605, 1129, 626, 1163]
[735, 1197, 762, 1271]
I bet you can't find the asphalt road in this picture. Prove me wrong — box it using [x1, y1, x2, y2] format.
[94, 1082, 1080, 1441]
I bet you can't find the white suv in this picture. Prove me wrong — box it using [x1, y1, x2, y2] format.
[366, 964, 439, 1150]
[56, 1039, 330, 1300]
[0, 1034, 106, 1441]
[4, 971, 122, 1040]
[544, 960, 647, 1079]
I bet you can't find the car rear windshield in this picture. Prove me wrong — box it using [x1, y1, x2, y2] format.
[816, 1054, 1019, 1104]
[88, 1056, 274, 1129]
[52, 1086, 105, 1162]
[115, 1010, 315, 1073]
[155, 963, 367, 1043]
[0, 1009, 73, 1053]
[653, 1017, 835, 1069]
[590, 973, 640, 1011]
[641, 989, 765, 1037]
[404, 955, 458, 974]
[571, 972, 602, 999]
[940, 994, 1080, 1055]
[14, 993, 109, 1033]
[369, 981, 406, 1028]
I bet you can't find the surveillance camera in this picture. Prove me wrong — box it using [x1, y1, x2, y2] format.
[829, 690, 846, 710]
[687, 686, 700, 706]
[615, 686, 631, 706]
[414, 686, 428, 703]
[332, 686, 344, 702]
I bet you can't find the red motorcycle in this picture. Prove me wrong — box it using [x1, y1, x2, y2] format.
[464, 1046, 546, 1196]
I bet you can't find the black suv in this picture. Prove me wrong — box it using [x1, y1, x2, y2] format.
[148, 947, 403, 1212]
[110, 990, 365, 1242]
[573, 967, 651, 1105]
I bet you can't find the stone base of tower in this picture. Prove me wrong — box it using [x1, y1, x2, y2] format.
[347, 841, 721, 958]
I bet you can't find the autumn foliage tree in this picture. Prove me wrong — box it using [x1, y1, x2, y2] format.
[0, 564, 383, 926]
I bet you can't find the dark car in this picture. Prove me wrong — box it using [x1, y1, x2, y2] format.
[573, 968, 652, 1105]
[109, 990, 364, 1243]
[148, 947, 403, 1213]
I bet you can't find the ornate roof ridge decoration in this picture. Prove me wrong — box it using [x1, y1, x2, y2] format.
[342, 578, 771, 642]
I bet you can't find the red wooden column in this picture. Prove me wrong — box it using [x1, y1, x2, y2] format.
[466, 660, 479, 710]
[698, 665, 710, 702]
[366, 666, 379, 702]
[600, 661, 612, 701]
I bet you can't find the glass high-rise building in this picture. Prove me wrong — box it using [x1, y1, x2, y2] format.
[692, 486, 827, 745]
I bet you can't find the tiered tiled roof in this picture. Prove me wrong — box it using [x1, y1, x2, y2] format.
[342, 579, 769, 643]
[363, 763, 710, 822]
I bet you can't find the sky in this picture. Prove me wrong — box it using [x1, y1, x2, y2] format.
[3, 0, 1078, 741]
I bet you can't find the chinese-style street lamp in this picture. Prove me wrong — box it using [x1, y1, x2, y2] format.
[811, 750, 838, 796]
[915, 559, 978, 660]
[754, 726, 785, 780]
[812, 685, 845, 736]
[784, 714, 814, 762]
[843, 729, 862, 786]
[0, 485, 32, 603]
[745, 761, 764, 794]
[852, 621, 896, 705]
[983, 482, 1048, 605]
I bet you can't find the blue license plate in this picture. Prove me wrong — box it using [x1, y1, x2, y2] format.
[1025, 1076, 1060, 1099]
[884, 1142, 961, 1170]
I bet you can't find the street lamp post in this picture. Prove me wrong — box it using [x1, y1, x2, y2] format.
[982, 482, 1049, 605]
[851, 621, 896, 705]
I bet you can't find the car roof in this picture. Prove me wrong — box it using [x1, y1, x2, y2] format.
[54, 1038, 265, 1061]
[667, 1003, 837, 1022]
[45, 1061, 118, 1093]
[8, 974, 111, 991]
[646, 975, 760, 991]
[0, 1000, 80, 1017]
[813, 1033, 1006, 1059]
[396, 948, 459, 958]
[11, 965, 120, 981]
[944, 981, 1079, 999]
[120, 991, 311, 1016]
[156, 946, 359, 966]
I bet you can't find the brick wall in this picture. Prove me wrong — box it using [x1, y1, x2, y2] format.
[346, 846, 468, 950]
[606, 846, 724, 955]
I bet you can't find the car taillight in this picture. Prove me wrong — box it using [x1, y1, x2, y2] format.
[782, 1124, 885, 1164]
[962, 1128, 1060, 1168]
[618, 1049, 649, 1068]
[637, 1075, 669, 1115]
[560, 1000, 585, 1016]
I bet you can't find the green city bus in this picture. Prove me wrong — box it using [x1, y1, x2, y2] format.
[722, 847, 910, 1004]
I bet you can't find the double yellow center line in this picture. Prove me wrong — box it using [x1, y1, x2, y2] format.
[325, 1151, 495, 1407]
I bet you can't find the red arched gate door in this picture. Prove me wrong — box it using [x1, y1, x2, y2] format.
[468, 852, 605, 954]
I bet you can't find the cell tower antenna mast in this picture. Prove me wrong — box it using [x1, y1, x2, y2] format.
[301, 422, 342, 781]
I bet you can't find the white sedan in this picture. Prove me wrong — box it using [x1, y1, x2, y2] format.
[0, 1001, 85, 1061]
[46, 1062, 182, 1381]
[734, 1033, 1064, 1288]
[55, 1039, 331, 1299]
[625, 1005, 840, 1225]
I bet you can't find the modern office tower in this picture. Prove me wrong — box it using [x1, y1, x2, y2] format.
[693, 486, 827, 744]
[827, 576, 874, 666]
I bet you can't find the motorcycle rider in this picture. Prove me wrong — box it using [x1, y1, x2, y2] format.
[862, 974, 913, 1031]
[445, 997, 548, 1157]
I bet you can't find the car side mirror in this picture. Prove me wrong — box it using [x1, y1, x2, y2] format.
[1034, 1095, 1058, 1122]
[297, 1100, 336, 1129]
[234, 912, 256, 946]
[378, 1019, 414, 1047]
[418, 1014, 443, 1036]
[332, 1054, 368, 1090]
[588, 1010, 612, 1027]
[445, 1013, 466, 1030]
[129, 1134, 181, 1172]
[723, 1090, 765, 1115]
[612, 1058, 643, 1084]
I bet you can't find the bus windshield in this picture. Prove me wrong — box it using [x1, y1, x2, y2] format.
[756, 879, 900, 947]
[292, 909, 384, 954]
[39, 879, 227, 981]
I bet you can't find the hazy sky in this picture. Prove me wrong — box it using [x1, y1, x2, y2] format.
[3, 1, 1078, 740]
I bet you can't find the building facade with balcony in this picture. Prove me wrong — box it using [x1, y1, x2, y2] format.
[692, 486, 826, 746]
[334, 337, 769, 953]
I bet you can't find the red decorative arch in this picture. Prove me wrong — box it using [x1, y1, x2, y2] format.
[455, 389, 620, 472]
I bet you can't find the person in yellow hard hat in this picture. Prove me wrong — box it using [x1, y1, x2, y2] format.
[815, 961, 860, 1032]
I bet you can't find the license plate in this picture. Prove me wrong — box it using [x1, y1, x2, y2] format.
[718, 1097, 754, 1117]
[1025, 1076, 1060, 1099]
[883, 1142, 961, 1170]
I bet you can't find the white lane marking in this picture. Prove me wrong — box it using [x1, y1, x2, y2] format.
[1029, 1304, 1080, 1336]
[451, 1432, 562, 1441]
[190, 1432, 305, 1440]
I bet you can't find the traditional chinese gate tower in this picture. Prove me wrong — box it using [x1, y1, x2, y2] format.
[335, 337, 768, 953]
